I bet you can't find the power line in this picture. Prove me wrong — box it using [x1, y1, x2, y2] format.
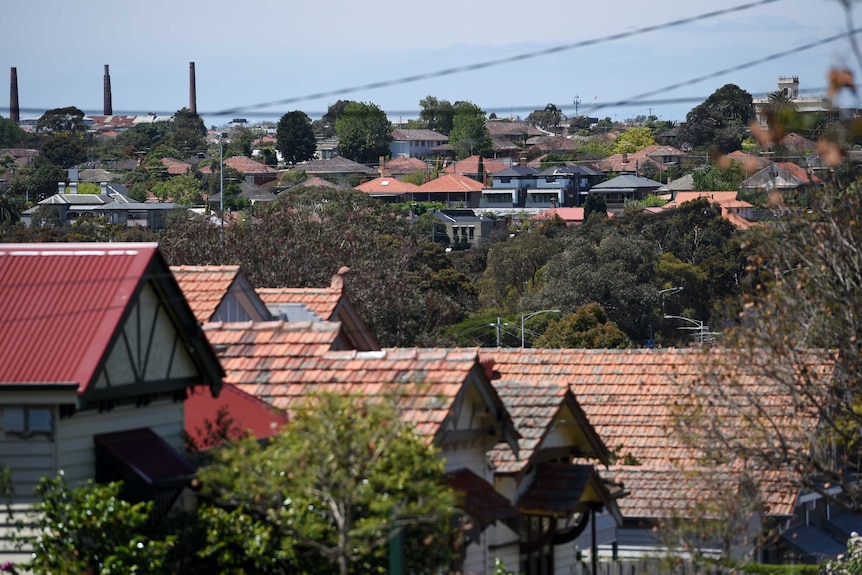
[584, 29, 862, 116]
[213, 0, 784, 116]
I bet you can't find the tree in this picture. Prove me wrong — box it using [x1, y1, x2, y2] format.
[197, 393, 457, 575]
[448, 101, 491, 159]
[21, 473, 175, 575]
[691, 164, 745, 191]
[335, 101, 392, 164]
[276, 111, 316, 165]
[419, 96, 456, 135]
[612, 127, 656, 154]
[150, 173, 204, 206]
[583, 193, 607, 219]
[678, 84, 754, 153]
[0, 116, 25, 147]
[312, 99, 351, 138]
[534, 302, 631, 348]
[39, 132, 88, 168]
[525, 103, 563, 131]
[37, 106, 86, 133]
[164, 107, 206, 152]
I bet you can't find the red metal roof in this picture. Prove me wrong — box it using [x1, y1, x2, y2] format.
[185, 383, 289, 445]
[0, 243, 158, 391]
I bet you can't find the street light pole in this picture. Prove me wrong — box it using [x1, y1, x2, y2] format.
[521, 309, 561, 348]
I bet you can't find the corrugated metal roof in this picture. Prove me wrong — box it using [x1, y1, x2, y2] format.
[0, 243, 157, 391]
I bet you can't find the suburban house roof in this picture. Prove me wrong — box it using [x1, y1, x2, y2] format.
[597, 145, 686, 173]
[256, 267, 379, 351]
[741, 161, 823, 190]
[391, 128, 448, 142]
[201, 332, 518, 448]
[530, 135, 580, 152]
[161, 157, 192, 175]
[385, 156, 430, 175]
[303, 157, 374, 175]
[0, 243, 223, 395]
[443, 155, 508, 176]
[292, 175, 347, 190]
[538, 164, 603, 178]
[481, 347, 832, 518]
[490, 137, 523, 153]
[724, 150, 773, 172]
[531, 207, 587, 225]
[590, 174, 663, 192]
[171, 265, 272, 324]
[354, 177, 419, 195]
[223, 156, 278, 174]
[485, 120, 545, 139]
[185, 382, 289, 445]
[418, 173, 484, 193]
[493, 165, 540, 178]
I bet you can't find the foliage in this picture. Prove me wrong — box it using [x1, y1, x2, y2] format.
[276, 111, 317, 165]
[448, 101, 491, 159]
[534, 302, 631, 348]
[419, 96, 456, 135]
[21, 473, 175, 575]
[335, 101, 392, 164]
[164, 107, 207, 152]
[823, 533, 862, 574]
[613, 127, 656, 154]
[37, 106, 86, 133]
[150, 173, 204, 206]
[312, 99, 351, 138]
[692, 163, 745, 191]
[116, 122, 172, 152]
[279, 168, 308, 188]
[0, 116, 25, 147]
[159, 186, 471, 346]
[577, 136, 615, 160]
[583, 193, 607, 219]
[197, 393, 457, 575]
[525, 104, 563, 131]
[39, 132, 88, 168]
[679, 84, 754, 153]
[5, 157, 66, 203]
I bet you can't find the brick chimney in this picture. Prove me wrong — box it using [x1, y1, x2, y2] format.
[103, 65, 112, 115]
[378, 156, 390, 177]
[189, 62, 197, 115]
[9, 67, 19, 123]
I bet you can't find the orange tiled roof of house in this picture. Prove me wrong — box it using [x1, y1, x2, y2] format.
[161, 157, 192, 175]
[774, 161, 823, 184]
[481, 347, 832, 516]
[671, 191, 741, 205]
[354, 177, 419, 195]
[257, 286, 341, 320]
[171, 265, 242, 323]
[597, 145, 685, 173]
[385, 156, 429, 174]
[531, 207, 585, 225]
[203, 330, 489, 438]
[417, 173, 484, 192]
[443, 155, 508, 175]
[723, 150, 772, 172]
[224, 156, 277, 174]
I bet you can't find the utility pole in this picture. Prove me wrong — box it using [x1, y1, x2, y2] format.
[490, 317, 507, 347]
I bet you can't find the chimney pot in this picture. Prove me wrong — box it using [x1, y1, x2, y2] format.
[58, 182, 66, 195]
[69, 182, 78, 194]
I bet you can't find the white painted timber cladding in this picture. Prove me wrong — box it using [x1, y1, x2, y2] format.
[56, 399, 185, 488]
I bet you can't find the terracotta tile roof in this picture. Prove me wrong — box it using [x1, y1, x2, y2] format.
[481, 348, 832, 517]
[442, 155, 508, 175]
[294, 175, 346, 189]
[224, 156, 277, 174]
[354, 177, 419, 195]
[774, 161, 823, 184]
[485, 120, 545, 138]
[491, 137, 522, 152]
[161, 157, 192, 175]
[385, 156, 429, 174]
[417, 173, 484, 193]
[724, 150, 772, 172]
[257, 285, 341, 321]
[597, 145, 685, 173]
[205, 329, 491, 439]
[171, 265, 242, 323]
[671, 191, 741, 205]
[530, 135, 579, 152]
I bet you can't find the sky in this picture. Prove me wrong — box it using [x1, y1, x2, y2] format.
[2, 0, 860, 128]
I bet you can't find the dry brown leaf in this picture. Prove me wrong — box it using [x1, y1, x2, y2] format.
[816, 139, 844, 167]
[717, 154, 732, 170]
[828, 67, 856, 99]
[749, 121, 772, 147]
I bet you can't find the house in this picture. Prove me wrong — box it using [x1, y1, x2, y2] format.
[482, 347, 835, 564]
[198, 325, 521, 573]
[303, 156, 374, 179]
[256, 267, 379, 351]
[171, 265, 272, 324]
[740, 161, 823, 195]
[208, 181, 278, 211]
[483, 378, 624, 574]
[224, 156, 279, 186]
[389, 128, 448, 158]
[385, 156, 431, 178]
[588, 174, 663, 210]
[0, 243, 224, 564]
[597, 145, 686, 177]
[666, 191, 757, 229]
[752, 77, 839, 127]
[443, 155, 509, 180]
[161, 157, 192, 175]
[485, 119, 546, 148]
[354, 176, 419, 202]
[416, 173, 484, 208]
[482, 158, 541, 209]
[431, 209, 501, 247]
[530, 207, 592, 226]
[535, 165, 605, 207]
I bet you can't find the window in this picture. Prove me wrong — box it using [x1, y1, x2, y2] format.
[468, 226, 475, 241]
[2, 406, 53, 437]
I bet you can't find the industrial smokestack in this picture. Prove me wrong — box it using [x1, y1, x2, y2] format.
[10, 67, 19, 123]
[103, 64, 112, 115]
[189, 62, 197, 115]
